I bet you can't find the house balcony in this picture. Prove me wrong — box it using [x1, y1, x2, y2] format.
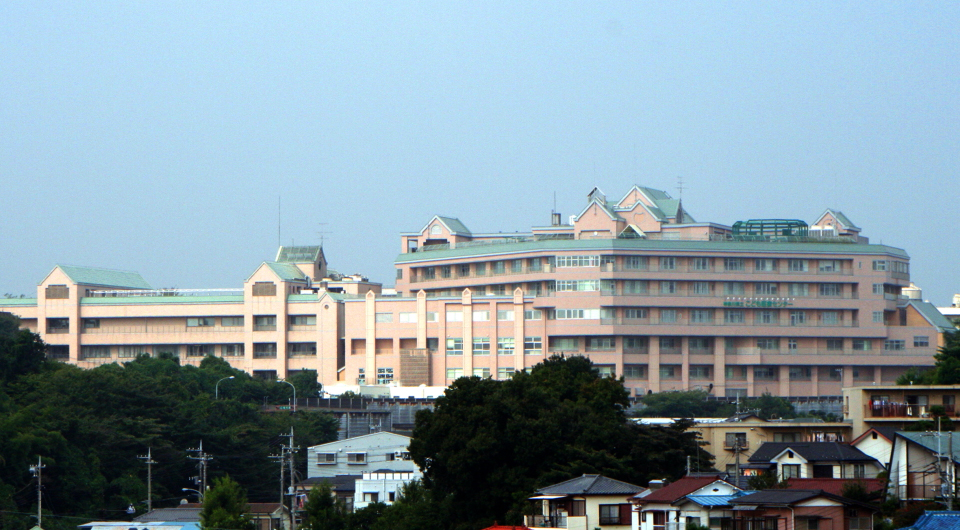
[865, 403, 958, 419]
[525, 515, 567, 528]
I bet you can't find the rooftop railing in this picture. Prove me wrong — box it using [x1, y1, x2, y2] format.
[85, 288, 244, 297]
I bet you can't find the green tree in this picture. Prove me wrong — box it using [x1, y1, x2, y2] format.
[371, 480, 444, 530]
[0, 312, 46, 385]
[636, 390, 796, 420]
[409, 355, 713, 530]
[898, 331, 960, 385]
[288, 369, 321, 398]
[300, 483, 346, 530]
[747, 471, 787, 490]
[200, 475, 254, 530]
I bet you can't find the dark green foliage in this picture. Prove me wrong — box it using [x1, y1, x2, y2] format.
[891, 501, 940, 528]
[0, 330, 339, 528]
[839, 480, 872, 502]
[0, 312, 46, 385]
[747, 472, 787, 490]
[300, 483, 346, 530]
[903, 405, 955, 432]
[636, 390, 796, 420]
[200, 475, 254, 530]
[898, 331, 960, 385]
[407, 355, 713, 530]
[370, 480, 443, 530]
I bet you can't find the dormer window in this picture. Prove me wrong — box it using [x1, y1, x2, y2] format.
[787, 451, 794, 458]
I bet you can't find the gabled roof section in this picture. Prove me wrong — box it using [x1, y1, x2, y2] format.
[263, 262, 308, 281]
[907, 301, 957, 332]
[535, 474, 645, 496]
[276, 246, 323, 263]
[748, 442, 877, 464]
[51, 265, 151, 289]
[574, 197, 623, 223]
[636, 476, 728, 504]
[896, 432, 960, 463]
[815, 209, 861, 231]
[310, 431, 411, 450]
[420, 215, 472, 235]
[899, 511, 960, 530]
[851, 427, 896, 446]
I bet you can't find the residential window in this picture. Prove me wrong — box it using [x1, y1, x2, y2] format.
[812, 465, 834, 478]
[596, 365, 615, 378]
[396, 268, 403, 280]
[690, 365, 712, 380]
[884, 340, 905, 351]
[458, 264, 471, 277]
[446, 311, 463, 322]
[872, 260, 887, 271]
[788, 283, 809, 296]
[623, 365, 646, 379]
[523, 337, 542, 355]
[375, 312, 393, 323]
[755, 283, 778, 295]
[80, 346, 111, 359]
[690, 310, 714, 324]
[474, 262, 486, 275]
[659, 365, 681, 380]
[724, 282, 745, 295]
[756, 310, 778, 324]
[289, 342, 317, 356]
[527, 258, 542, 271]
[399, 312, 417, 323]
[790, 367, 812, 381]
[819, 284, 841, 297]
[253, 343, 277, 358]
[290, 315, 317, 326]
[724, 258, 745, 271]
[659, 257, 676, 270]
[446, 338, 463, 355]
[872, 311, 884, 323]
[623, 280, 648, 294]
[445, 368, 464, 379]
[852, 339, 872, 351]
[421, 267, 436, 280]
[316, 453, 336, 465]
[788, 339, 798, 351]
[692, 282, 712, 295]
[357, 368, 365, 385]
[725, 366, 747, 380]
[624, 256, 648, 270]
[660, 309, 678, 323]
[45, 285, 69, 299]
[599, 505, 626, 526]
[221, 316, 244, 327]
[497, 337, 515, 355]
[788, 259, 809, 272]
[819, 260, 841, 272]
[187, 317, 215, 327]
[489, 285, 506, 296]
[118, 345, 145, 358]
[524, 309, 542, 320]
[347, 453, 367, 464]
[473, 311, 490, 322]
[625, 308, 648, 320]
[253, 316, 277, 331]
[826, 339, 843, 351]
[497, 310, 514, 321]
[587, 337, 615, 351]
[724, 310, 745, 324]
[497, 367, 515, 379]
[221, 344, 244, 357]
[187, 345, 214, 357]
[754, 367, 778, 381]
[510, 259, 523, 273]
[377, 367, 394, 384]
[782, 464, 801, 479]
[757, 338, 779, 350]
[426, 312, 439, 322]
[660, 281, 677, 294]
[660, 337, 680, 353]
[915, 336, 930, 347]
[873, 283, 884, 295]
[755, 259, 777, 272]
[472, 337, 490, 355]
[692, 257, 712, 271]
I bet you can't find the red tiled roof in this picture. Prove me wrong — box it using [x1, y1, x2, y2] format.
[784, 478, 885, 496]
[636, 476, 727, 504]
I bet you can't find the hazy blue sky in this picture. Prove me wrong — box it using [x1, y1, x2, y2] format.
[1, 2, 958, 304]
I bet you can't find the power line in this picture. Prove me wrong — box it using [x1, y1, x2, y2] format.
[138, 448, 157, 512]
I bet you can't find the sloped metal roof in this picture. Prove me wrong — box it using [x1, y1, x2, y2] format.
[535, 474, 645, 496]
[55, 265, 151, 289]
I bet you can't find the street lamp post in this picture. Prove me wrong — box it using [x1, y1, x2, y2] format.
[182, 488, 204, 503]
[278, 379, 296, 412]
[215, 376, 235, 399]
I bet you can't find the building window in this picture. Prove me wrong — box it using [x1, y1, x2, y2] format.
[692, 257, 712, 271]
[724, 310, 745, 324]
[790, 367, 812, 381]
[826, 339, 843, 351]
[690, 309, 714, 323]
[347, 453, 367, 464]
[755, 283, 778, 295]
[757, 338, 779, 350]
[599, 505, 624, 526]
[914, 336, 930, 347]
[754, 367, 778, 381]
[726, 366, 747, 380]
[595, 365, 615, 378]
[873, 311, 884, 323]
[788, 338, 798, 351]
[446, 338, 463, 355]
[689, 337, 712, 352]
[421, 267, 436, 280]
[473, 337, 490, 355]
[222, 344, 244, 357]
[289, 342, 317, 356]
[253, 343, 277, 358]
[497, 367, 515, 379]
[820, 311, 841, 326]
[398, 312, 417, 324]
[724, 258, 745, 271]
[625, 308, 648, 319]
[624, 336, 648, 352]
[555, 255, 601, 268]
[660, 281, 677, 294]
[660, 309, 678, 323]
[659, 257, 676, 270]
[497, 337, 515, 355]
[187, 317, 215, 328]
[818, 260, 841, 272]
[80, 346, 111, 359]
[357, 368, 365, 385]
[375, 312, 393, 323]
[524, 337, 542, 355]
[377, 367, 394, 384]
[46, 345, 69, 359]
[624, 256, 648, 270]
[253, 316, 277, 331]
[187, 345, 214, 357]
[812, 465, 834, 478]
[788, 260, 809, 272]
[852, 339, 872, 351]
[316, 453, 336, 465]
[660, 337, 680, 353]
[252, 282, 277, 296]
[692, 282, 712, 295]
[623, 280, 648, 294]
[253, 370, 277, 380]
[787, 283, 809, 296]
[659, 365, 681, 380]
[475, 263, 486, 276]
[623, 365, 646, 379]
[756, 310, 778, 324]
[872, 260, 887, 271]
[497, 310, 514, 321]
[446, 311, 463, 322]
[724, 282, 745, 295]
[45, 285, 69, 299]
[440, 265, 451, 278]
[819, 284, 841, 297]
[445, 368, 463, 380]
[222, 316, 244, 327]
[690, 365, 712, 380]
[46, 318, 69, 334]
[884, 340, 905, 351]
[755, 259, 777, 272]
[789, 311, 807, 326]
[82, 318, 100, 330]
[290, 315, 317, 326]
[782, 464, 801, 479]
[524, 309, 542, 320]
[472, 311, 490, 322]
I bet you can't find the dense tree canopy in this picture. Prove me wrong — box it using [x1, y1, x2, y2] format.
[0, 313, 338, 530]
[408, 355, 713, 530]
[200, 475, 254, 530]
[635, 389, 797, 420]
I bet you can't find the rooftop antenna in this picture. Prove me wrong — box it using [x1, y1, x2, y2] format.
[316, 222, 330, 246]
[278, 196, 282, 247]
[676, 176, 686, 199]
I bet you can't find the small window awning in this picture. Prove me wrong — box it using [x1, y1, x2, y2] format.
[733, 505, 760, 511]
[529, 495, 570, 500]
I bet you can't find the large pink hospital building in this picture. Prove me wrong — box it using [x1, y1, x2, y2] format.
[1, 185, 953, 399]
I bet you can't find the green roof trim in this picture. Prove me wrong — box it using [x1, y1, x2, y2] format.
[396, 238, 909, 263]
[55, 265, 151, 289]
[437, 216, 471, 235]
[81, 295, 244, 305]
[288, 293, 320, 302]
[829, 209, 860, 230]
[0, 298, 38, 307]
[908, 301, 956, 332]
[276, 246, 322, 263]
[264, 262, 308, 281]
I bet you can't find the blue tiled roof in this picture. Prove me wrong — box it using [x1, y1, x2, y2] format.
[684, 494, 743, 506]
[900, 511, 960, 530]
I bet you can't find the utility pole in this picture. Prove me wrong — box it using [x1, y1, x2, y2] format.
[280, 428, 299, 530]
[29, 457, 45, 528]
[188, 441, 212, 496]
[138, 448, 157, 512]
